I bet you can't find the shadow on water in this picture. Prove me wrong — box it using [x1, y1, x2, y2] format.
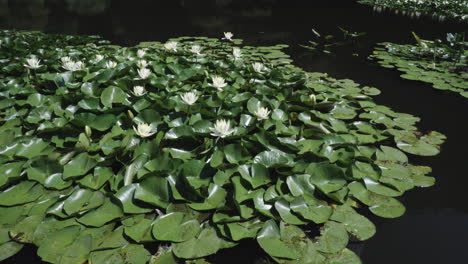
[1, 0, 467, 263]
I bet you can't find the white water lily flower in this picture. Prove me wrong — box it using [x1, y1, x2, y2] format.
[24, 57, 42, 69]
[309, 94, 317, 104]
[164, 41, 178, 52]
[223, 32, 234, 41]
[209, 76, 228, 91]
[133, 86, 147, 96]
[133, 122, 157, 138]
[254, 107, 271, 120]
[106, 61, 117, 69]
[136, 60, 148, 68]
[95, 54, 104, 62]
[137, 68, 151, 79]
[180, 91, 199, 105]
[137, 49, 146, 58]
[232, 47, 242, 60]
[62, 60, 84, 72]
[60, 56, 71, 63]
[210, 119, 235, 138]
[252, 62, 264, 73]
[190, 45, 202, 55]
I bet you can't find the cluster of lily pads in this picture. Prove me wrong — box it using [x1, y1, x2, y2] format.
[370, 32, 468, 98]
[0, 30, 445, 264]
[358, 0, 468, 22]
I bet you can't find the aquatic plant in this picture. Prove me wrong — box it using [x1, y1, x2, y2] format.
[358, 0, 468, 22]
[370, 32, 468, 98]
[0, 30, 445, 263]
[300, 28, 366, 55]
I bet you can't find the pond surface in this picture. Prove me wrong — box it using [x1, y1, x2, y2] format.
[1, 0, 467, 263]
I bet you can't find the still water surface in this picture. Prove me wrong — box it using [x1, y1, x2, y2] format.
[1, 0, 467, 263]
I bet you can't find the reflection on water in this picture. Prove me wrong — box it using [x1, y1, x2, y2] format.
[0, 0, 49, 30]
[361, 208, 468, 263]
[1, 1, 468, 264]
[64, 0, 111, 15]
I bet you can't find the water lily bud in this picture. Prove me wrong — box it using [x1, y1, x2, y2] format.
[128, 110, 135, 119]
[85, 125, 92, 137]
[309, 94, 317, 104]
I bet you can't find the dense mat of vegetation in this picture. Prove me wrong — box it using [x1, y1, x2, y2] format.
[358, 0, 468, 22]
[0, 30, 445, 264]
[370, 32, 468, 98]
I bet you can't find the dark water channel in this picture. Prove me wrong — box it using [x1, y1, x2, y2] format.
[1, 0, 468, 263]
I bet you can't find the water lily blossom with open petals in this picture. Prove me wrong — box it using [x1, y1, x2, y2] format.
[133, 86, 147, 96]
[210, 76, 228, 91]
[95, 54, 104, 62]
[136, 60, 148, 68]
[164, 41, 178, 52]
[190, 45, 202, 55]
[137, 49, 146, 58]
[252, 62, 264, 73]
[137, 68, 151, 79]
[62, 60, 84, 72]
[24, 57, 42, 69]
[106, 61, 117, 69]
[133, 122, 157, 138]
[223, 32, 234, 41]
[233, 47, 242, 60]
[254, 107, 271, 120]
[60, 56, 71, 63]
[210, 119, 235, 138]
[180, 91, 199, 105]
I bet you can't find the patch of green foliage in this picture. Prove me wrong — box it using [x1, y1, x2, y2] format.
[300, 28, 366, 55]
[0, 30, 445, 263]
[358, 0, 468, 22]
[370, 32, 468, 98]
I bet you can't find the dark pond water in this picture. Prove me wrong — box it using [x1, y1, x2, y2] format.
[1, 0, 467, 263]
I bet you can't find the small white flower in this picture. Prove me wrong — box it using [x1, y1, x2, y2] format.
[254, 107, 271, 120]
[95, 54, 104, 62]
[60, 56, 71, 63]
[252, 62, 264, 73]
[210, 119, 235, 138]
[136, 60, 148, 68]
[309, 94, 317, 104]
[209, 76, 228, 91]
[24, 57, 42, 69]
[164, 41, 178, 52]
[133, 122, 157, 138]
[106, 61, 117, 69]
[223, 32, 234, 41]
[62, 60, 84, 72]
[137, 49, 146, 58]
[232, 47, 242, 60]
[190, 45, 202, 55]
[133, 86, 147, 96]
[180, 91, 199, 105]
[137, 68, 151, 79]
